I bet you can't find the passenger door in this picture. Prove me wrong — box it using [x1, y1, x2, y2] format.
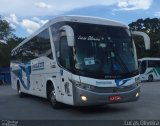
[59, 36, 73, 105]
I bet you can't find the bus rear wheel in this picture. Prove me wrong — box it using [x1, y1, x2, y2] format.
[48, 84, 61, 109]
[17, 82, 25, 97]
[148, 75, 153, 82]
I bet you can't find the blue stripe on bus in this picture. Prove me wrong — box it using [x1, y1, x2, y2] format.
[115, 78, 132, 87]
[12, 62, 31, 90]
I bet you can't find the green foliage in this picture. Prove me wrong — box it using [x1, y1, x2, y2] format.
[129, 18, 160, 59]
[0, 16, 24, 67]
[0, 17, 14, 41]
[0, 36, 24, 67]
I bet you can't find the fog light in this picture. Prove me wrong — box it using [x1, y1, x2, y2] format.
[136, 93, 139, 97]
[81, 96, 87, 102]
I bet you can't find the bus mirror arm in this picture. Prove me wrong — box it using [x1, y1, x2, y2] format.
[131, 31, 150, 50]
[59, 25, 75, 47]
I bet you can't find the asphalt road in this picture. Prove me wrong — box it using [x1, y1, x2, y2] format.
[0, 82, 160, 120]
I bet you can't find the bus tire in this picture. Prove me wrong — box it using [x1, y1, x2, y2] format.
[148, 75, 153, 82]
[47, 83, 61, 109]
[17, 81, 25, 97]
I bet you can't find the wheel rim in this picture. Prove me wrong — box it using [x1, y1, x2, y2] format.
[50, 90, 56, 104]
[149, 76, 153, 81]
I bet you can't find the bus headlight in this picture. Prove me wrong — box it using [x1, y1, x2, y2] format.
[81, 95, 87, 102]
[70, 80, 95, 91]
[135, 77, 141, 86]
[136, 92, 140, 97]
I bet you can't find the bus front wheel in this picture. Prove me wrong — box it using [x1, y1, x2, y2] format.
[148, 75, 153, 82]
[48, 84, 61, 109]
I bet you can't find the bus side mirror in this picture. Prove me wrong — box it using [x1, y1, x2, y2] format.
[59, 25, 75, 47]
[131, 31, 150, 50]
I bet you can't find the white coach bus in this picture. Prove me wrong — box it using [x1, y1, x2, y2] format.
[11, 16, 150, 108]
[138, 58, 160, 82]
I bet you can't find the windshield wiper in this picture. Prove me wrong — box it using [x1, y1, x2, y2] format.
[115, 52, 129, 73]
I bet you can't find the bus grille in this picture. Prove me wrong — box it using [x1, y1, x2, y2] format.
[92, 84, 137, 93]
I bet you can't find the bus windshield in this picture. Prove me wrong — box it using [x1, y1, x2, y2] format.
[73, 23, 138, 78]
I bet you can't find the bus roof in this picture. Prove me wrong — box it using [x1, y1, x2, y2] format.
[12, 15, 128, 52]
[138, 57, 160, 61]
[49, 15, 128, 27]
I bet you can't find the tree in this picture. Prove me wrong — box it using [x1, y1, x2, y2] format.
[0, 36, 24, 67]
[0, 16, 24, 67]
[129, 18, 160, 58]
[0, 17, 14, 41]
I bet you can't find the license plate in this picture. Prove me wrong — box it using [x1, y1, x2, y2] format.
[109, 95, 122, 102]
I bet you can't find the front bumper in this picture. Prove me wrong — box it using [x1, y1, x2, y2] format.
[73, 85, 140, 106]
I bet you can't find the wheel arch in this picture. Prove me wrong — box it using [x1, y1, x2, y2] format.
[46, 78, 56, 99]
[148, 74, 154, 81]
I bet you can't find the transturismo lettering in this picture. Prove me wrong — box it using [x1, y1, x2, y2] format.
[78, 35, 102, 41]
[96, 81, 112, 85]
[32, 62, 44, 71]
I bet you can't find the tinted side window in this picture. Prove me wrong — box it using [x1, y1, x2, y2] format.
[60, 36, 70, 69]
[12, 29, 53, 63]
[20, 29, 53, 62]
[22, 37, 37, 62]
[148, 60, 160, 67]
[36, 29, 53, 59]
[11, 47, 23, 63]
[140, 61, 146, 74]
[157, 61, 160, 67]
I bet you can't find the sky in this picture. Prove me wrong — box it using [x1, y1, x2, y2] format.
[0, 0, 160, 38]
